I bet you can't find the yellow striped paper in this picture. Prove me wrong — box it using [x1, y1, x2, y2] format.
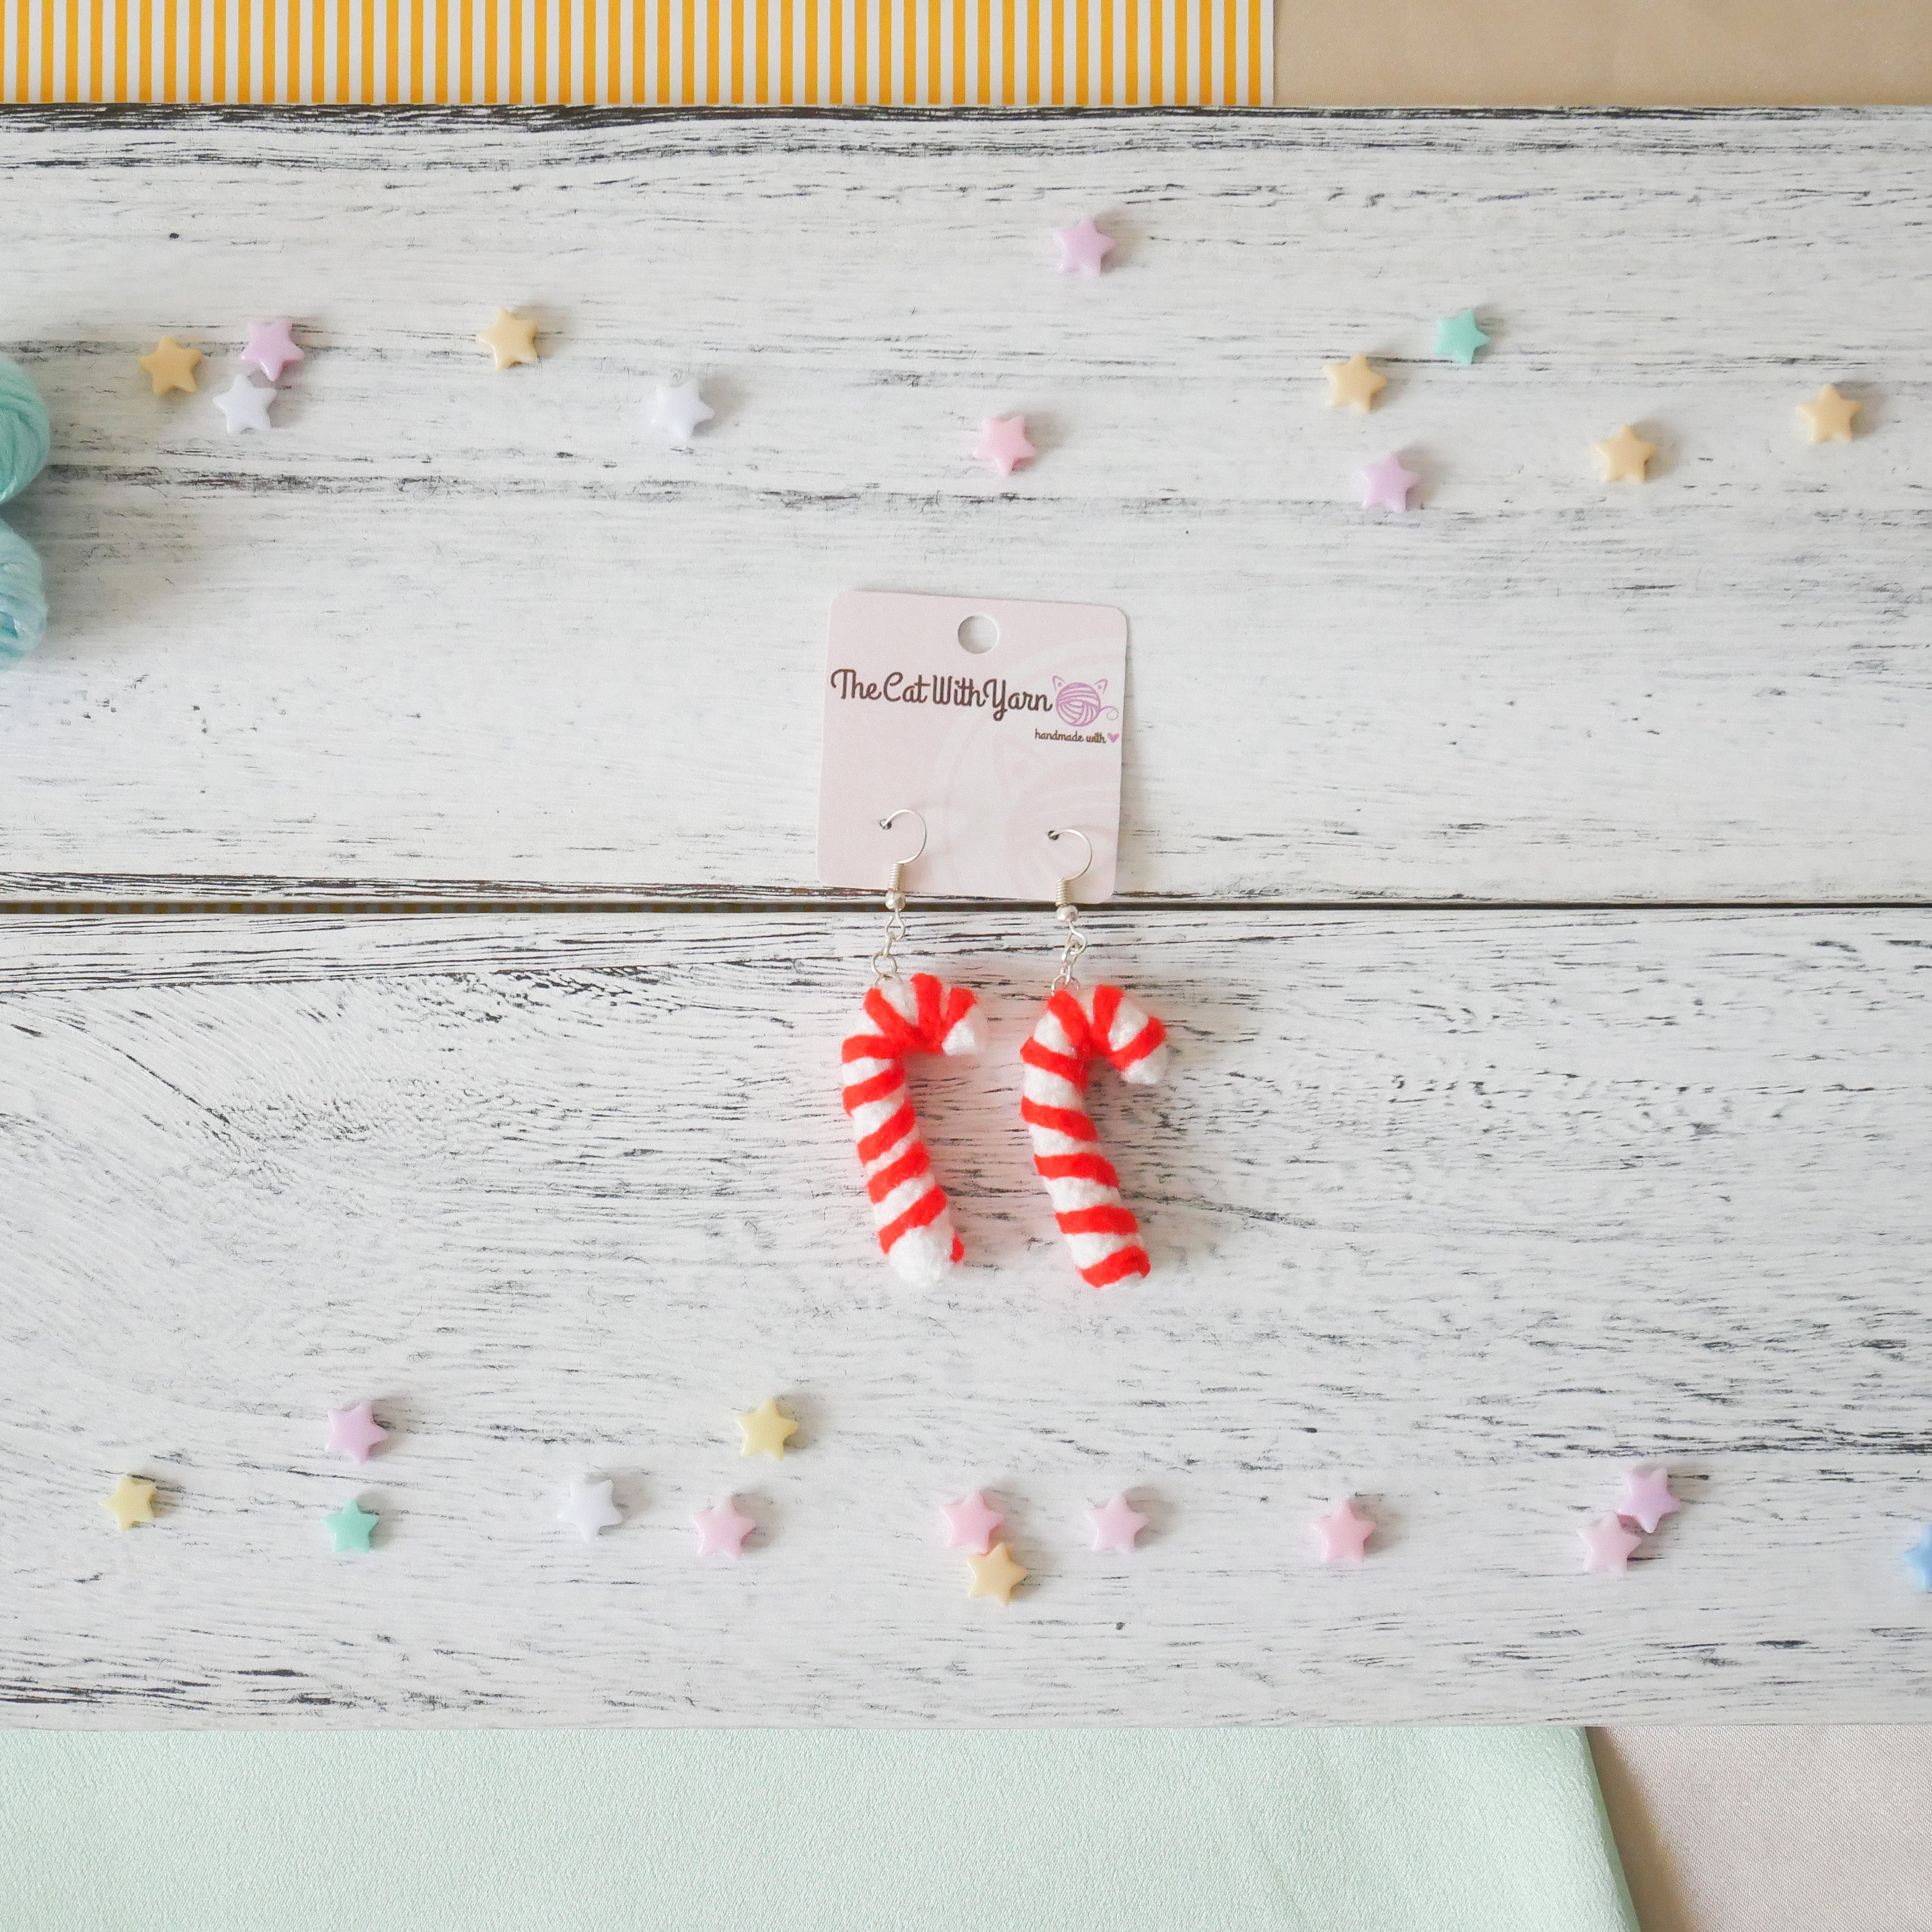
[0, 0, 1271, 104]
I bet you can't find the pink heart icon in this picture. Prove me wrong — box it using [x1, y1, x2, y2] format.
[1107, 733, 1119, 742]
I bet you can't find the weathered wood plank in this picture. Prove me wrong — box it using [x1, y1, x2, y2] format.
[0, 109, 1927, 899]
[3, 908, 1928, 1723]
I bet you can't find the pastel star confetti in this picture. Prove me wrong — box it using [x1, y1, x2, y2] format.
[650, 380, 714, 447]
[558, 1478, 623, 1543]
[1796, 383, 1861, 444]
[324, 1401, 389, 1464]
[137, 337, 201, 395]
[734, 1397, 799, 1460]
[242, 319, 305, 383]
[1312, 1498, 1375, 1565]
[693, 1498, 756, 1559]
[101, 1475, 156, 1531]
[475, 308, 540, 371]
[966, 1541, 1027, 1604]
[1435, 308, 1491, 365]
[973, 414, 1036, 478]
[1903, 1528, 1932, 1592]
[323, 1499, 379, 1553]
[1593, 424, 1656, 483]
[211, 375, 275, 434]
[1086, 1493, 1148, 1553]
[1616, 1467, 1680, 1536]
[1052, 214, 1115, 276]
[1357, 452, 1420, 513]
[940, 1491, 1004, 1555]
[1579, 1515, 1642, 1575]
[1323, 351, 1386, 413]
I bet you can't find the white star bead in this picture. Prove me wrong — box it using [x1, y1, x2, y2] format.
[649, 380, 715, 447]
[557, 1478, 623, 1543]
[211, 375, 276, 434]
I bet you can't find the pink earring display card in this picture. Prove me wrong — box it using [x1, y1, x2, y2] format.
[817, 590, 1129, 902]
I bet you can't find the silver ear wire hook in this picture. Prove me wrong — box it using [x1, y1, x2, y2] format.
[872, 808, 928, 983]
[1046, 827, 1093, 991]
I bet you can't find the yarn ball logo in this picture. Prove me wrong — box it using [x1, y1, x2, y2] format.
[1052, 676, 1121, 740]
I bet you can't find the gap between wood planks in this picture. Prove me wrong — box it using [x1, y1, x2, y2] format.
[3, 888, 1930, 916]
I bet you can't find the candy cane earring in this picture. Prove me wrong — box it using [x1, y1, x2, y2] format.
[1020, 829, 1170, 1289]
[840, 809, 987, 1287]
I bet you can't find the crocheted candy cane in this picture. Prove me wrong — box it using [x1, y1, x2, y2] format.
[843, 971, 986, 1287]
[1021, 984, 1169, 1288]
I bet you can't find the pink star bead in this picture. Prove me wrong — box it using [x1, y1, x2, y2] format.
[1312, 1499, 1374, 1565]
[1052, 214, 1115, 276]
[1579, 1515, 1644, 1574]
[1358, 453, 1421, 513]
[940, 1491, 1004, 1555]
[324, 1400, 388, 1464]
[1617, 1467, 1680, 1535]
[242, 319, 305, 383]
[693, 1499, 756, 1560]
[973, 415, 1036, 478]
[1086, 1493, 1149, 1553]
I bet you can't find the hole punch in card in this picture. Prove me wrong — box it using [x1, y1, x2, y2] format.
[817, 591, 1129, 902]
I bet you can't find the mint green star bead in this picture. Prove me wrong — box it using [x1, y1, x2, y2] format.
[1435, 308, 1492, 365]
[323, 1499, 379, 1553]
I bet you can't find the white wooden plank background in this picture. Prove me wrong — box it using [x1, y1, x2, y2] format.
[0, 110, 1927, 901]
[3, 909, 1930, 1726]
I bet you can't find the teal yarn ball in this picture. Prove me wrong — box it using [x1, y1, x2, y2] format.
[0, 352, 50, 661]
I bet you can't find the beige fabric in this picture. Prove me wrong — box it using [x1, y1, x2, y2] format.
[1592, 1729, 1932, 1932]
[1277, 1, 1932, 104]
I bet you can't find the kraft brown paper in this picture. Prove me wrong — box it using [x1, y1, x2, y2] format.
[1276, 0, 1932, 104]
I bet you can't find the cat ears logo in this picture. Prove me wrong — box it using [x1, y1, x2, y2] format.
[1052, 676, 1122, 741]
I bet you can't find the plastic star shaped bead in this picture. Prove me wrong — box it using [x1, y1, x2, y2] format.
[1087, 1493, 1148, 1552]
[973, 414, 1035, 477]
[1052, 214, 1115, 276]
[735, 1397, 799, 1460]
[941, 1491, 1005, 1555]
[323, 1499, 379, 1553]
[242, 319, 305, 382]
[1435, 308, 1491, 365]
[1579, 1515, 1642, 1574]
[1323, 351, 1386, 413]
[693, 1498, 756, 1559]
[1312, 1498, 1375, 1565]
[1594, 424, 1656, 483]
[1616, 1467, 1680, 1536]
[211, 375, 275, 434]
[325, 1401, 389, 1463]
[1903, 1528, 1932, 1592]
[1357, 452, 1420, 513]
[475, 308, 540, 371]
[101, 1475, 156, 1531]
[558, 1478, 623, 1543]
[650, 380, 714, 446]
[1796, 383, 1861, 444]
[966, 1541, 1027, 1605]
[138, 337, 202, 395]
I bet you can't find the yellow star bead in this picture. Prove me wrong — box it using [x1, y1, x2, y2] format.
[734, 1397, 799, 1459]
[138, 337, 202, 396]
[101, 1475, 156, 1531]
[1593, 424, 1657, 484]
[475, 308, 540, 371]
[1796, 383, 1860, 444]
[1323, 351, 1386, 413]
[965, 1541, 1027, 1605]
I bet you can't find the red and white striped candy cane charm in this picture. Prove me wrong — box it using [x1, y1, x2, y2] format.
[1021, 982, 1169, 1288]
[843, 971, 985, 1286]
[1020, 829, 1170, 1289]
[840, 810, 985, 1287]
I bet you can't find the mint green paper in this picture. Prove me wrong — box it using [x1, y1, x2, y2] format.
[0, 1727, 1634, 1932]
